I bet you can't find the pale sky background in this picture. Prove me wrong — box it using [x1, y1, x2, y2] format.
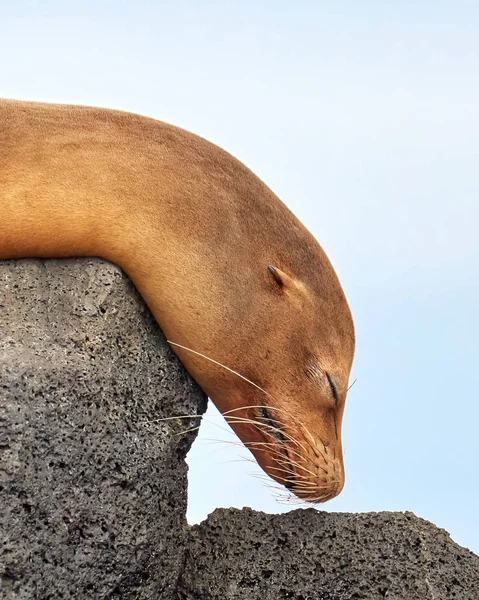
[2, 1, 478, 554]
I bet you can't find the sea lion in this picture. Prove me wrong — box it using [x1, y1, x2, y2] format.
[0, 98, 355, 502]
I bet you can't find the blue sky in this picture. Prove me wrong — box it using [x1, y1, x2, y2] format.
[2, 1, 478, 554]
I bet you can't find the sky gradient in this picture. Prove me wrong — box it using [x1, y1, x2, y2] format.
[2, 1, 478, 554]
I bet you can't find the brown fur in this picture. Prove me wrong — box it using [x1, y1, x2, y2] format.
[0, 98, 355, 502]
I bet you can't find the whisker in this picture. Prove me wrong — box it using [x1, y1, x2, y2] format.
[139, 413, 204, 425]
[168, 344, 314, 465]
[274, 456, 321, 478]
[223, 414, 309, 455]
[250, 473, 291, 494]
[168, 341, 273, 399]
[141, 405, 324, 472]
[265, 465, 313, 483]
[215, 416, 334, 480]
[166, 344, 329, 466]
[347, 378, 358, 392]
[223, 416, 301, 449]
[218, 457, 258, 467]
[154, 343, 339, 505]
[298, 423, 327, 462]
[140, 409, 333, 496]
[148, 414, 315, 481]
[199, 441, 253, 456]
[225, 410, 320, 465]
[223, 405, 318, 450]
[169, 417, 242, 439]
[226, 421, 317, 469]
[223, 405, 313, 446]
[226, 421, 301, 452]
[200, 438, 243, 447]
[240, 442, 302, 465]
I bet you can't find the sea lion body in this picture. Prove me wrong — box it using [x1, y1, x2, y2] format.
[0, 99, 355, 502]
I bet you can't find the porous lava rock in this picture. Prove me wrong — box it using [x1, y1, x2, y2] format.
[0, 258, 207, 599]
[178, 507, 479, 600]
[1, 259, 477, 600]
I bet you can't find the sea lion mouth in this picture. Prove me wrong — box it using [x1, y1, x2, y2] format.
[253, 406, 298, 490]
[251, 406, 344, 502]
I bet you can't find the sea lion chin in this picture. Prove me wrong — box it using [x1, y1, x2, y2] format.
[0, 98, 355, 503]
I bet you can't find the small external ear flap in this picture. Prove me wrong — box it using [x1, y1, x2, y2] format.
[268, 265, 309, 299]
[268, 265, 293, 289]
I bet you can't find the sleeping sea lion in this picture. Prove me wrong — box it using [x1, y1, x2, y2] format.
[0, 98, 355, 502]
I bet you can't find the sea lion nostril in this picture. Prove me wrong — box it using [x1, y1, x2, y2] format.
[256, 406, 275, 427]
[255, 407, 286, 443]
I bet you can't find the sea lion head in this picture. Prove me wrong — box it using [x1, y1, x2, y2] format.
[173, 258, 355, 504]
[217, 263, 355, 503]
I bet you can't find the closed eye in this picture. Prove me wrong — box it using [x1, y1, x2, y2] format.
[325, 372, 338, 404]
[306, 364, 338, 404]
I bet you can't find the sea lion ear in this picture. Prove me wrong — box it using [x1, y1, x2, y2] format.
[268, 265, 309, 298]
[268, 265, 294, 289]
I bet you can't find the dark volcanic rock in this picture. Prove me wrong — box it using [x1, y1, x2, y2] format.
[2, 258, 478, 600]
[178, 508, 479, 600]
[0, 258, 207, 600]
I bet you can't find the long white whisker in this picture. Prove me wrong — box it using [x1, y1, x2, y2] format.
[166, 343, 323, 464]
[139, 414, 204, 425]
[168, 341, 273, 398]
[223, 415, 309, 455]
[159, 342, 338, 506]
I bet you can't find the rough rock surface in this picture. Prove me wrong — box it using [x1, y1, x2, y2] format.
[0, 258, 207, 599]
[179, 508, 479, 600]
[1, 259, 478, 600]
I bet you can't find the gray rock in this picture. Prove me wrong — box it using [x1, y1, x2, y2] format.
[2, 259, 478, 600]
[178, 507, 479, 600]
[0, 258, 207, 600]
